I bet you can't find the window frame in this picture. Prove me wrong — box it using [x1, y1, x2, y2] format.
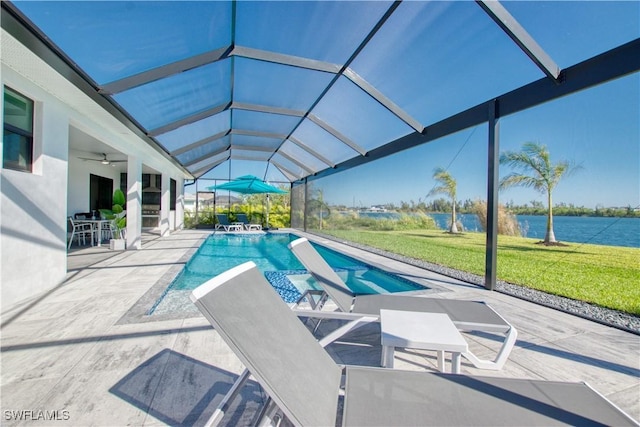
[3, 86, 35, 173]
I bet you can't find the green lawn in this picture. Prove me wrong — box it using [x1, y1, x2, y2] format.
[320, 229, 640, 316]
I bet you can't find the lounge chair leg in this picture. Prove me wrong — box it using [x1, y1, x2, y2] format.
[204, 368, 251, 427]
[256, 398, 284, 427]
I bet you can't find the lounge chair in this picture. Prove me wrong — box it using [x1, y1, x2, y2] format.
[234, 213, 262, 230]
[288, 237, 516, 370]
[214, 214, 242, 232]
[190, 261, 637, 427]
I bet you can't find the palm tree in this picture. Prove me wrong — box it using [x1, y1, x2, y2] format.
[428, 167, 459, 233]
[307, 188, 330, 230]
[499, 142, 580, 244]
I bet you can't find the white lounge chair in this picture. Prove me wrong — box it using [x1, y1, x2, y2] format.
[190, 261, 637, 426]
[214, 214, 242, 232]
[288, 237, 517, 370]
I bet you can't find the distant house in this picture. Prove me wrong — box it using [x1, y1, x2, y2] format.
[184, 192, 243, 211]
[360, 206, 388, 213]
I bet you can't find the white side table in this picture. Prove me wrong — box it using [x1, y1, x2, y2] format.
[380, 309, 468, 373]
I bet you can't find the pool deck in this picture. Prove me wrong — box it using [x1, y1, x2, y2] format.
[1, 228, 638, 426]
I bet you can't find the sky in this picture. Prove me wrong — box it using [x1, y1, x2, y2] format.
[206, 1, 639, 209]
[316, 72, 639, 209]
[14, 1, 639, 209]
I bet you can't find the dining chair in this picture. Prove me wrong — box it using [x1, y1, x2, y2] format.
[67, 217, 93, 249]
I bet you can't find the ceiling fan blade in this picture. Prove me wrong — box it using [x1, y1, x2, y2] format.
[78, 157, 101, 161]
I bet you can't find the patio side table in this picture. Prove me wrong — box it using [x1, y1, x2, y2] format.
[380, 309, 469, 373]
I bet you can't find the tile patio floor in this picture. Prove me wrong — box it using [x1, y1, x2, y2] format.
[1, 229, 638, 426]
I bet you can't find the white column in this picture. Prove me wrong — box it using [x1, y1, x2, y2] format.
[176, 178, 185, 230]
[126, 156, 142, 250]
[160, 173, 170, 236]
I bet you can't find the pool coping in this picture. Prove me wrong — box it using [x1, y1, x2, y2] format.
[116, 234, 207, 324]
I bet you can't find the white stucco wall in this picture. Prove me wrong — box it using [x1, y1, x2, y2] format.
[1, 31, 190, 311]
[1, 68, 70, 311]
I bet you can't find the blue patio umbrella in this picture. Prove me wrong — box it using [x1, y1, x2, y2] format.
[207, 175, 288, 227]
[207, 175, 288, 195]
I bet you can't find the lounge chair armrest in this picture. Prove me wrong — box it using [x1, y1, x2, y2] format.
[291, 309, 379, 348]
[462, 324, 518, 370]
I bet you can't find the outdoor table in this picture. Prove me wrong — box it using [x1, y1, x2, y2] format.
[74, 219, 111, 247]
[380, 309, 468, 373]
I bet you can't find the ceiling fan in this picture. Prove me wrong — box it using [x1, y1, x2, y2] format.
[78, 153, 126, 165]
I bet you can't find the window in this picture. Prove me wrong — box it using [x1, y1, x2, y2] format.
[3, 87, 34, 172]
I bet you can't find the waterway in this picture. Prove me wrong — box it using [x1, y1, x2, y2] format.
[357, 212, 639, 248]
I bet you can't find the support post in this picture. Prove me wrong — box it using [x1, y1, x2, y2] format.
[485, 100, 500, 290]
[303, 178, 309, 232]
[126, 156, 142, 250]
[160, 173, 170, 237]
[195, 180, 199, 226]
[176, 177, 185, 230]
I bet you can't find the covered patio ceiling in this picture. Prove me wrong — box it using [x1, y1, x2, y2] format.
[2, 1, 639, 184]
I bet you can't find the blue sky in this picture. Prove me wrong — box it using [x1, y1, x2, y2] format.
[317, 71, 639, 209]
[207, 1, 639, 209]
[291, 1, 640, 209]
[14, 1, 639, 209]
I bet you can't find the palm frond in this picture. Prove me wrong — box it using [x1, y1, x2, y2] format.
[499, 173, 545, 193]
[428, 167, 457, 199]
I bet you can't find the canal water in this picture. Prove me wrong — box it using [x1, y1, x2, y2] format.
[358, 212, 639, 248]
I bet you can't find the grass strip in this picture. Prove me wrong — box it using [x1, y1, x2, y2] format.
[320, 229, 640, 316]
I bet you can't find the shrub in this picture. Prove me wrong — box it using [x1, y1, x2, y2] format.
[473, 200, 521, 236]
[320, 212, 438, 232]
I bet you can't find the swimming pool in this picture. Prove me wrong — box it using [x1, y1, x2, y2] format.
[148, 233, 427, 316]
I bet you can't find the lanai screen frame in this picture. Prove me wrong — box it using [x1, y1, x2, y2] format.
[293, 38, 639, 289]
[2, 1, 639, 290]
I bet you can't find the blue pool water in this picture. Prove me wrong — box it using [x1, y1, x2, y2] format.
[149, 233, 426, 316]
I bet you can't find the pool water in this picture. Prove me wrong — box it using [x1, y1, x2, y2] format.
[149, 233, 427, 316]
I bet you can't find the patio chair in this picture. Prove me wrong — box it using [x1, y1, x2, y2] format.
[289, 237, 516, 370]
[235, 213, 262, 230]
[67, 216, 93, 249]
[190, 261, 637, 427]
[214, 214, 242, 232]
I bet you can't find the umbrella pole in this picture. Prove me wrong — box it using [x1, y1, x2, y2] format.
[266, 194, 270, 229]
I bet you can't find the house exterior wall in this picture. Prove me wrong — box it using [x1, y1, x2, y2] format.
[1, 67, 69, 311]
[1, 33, 189, 311]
